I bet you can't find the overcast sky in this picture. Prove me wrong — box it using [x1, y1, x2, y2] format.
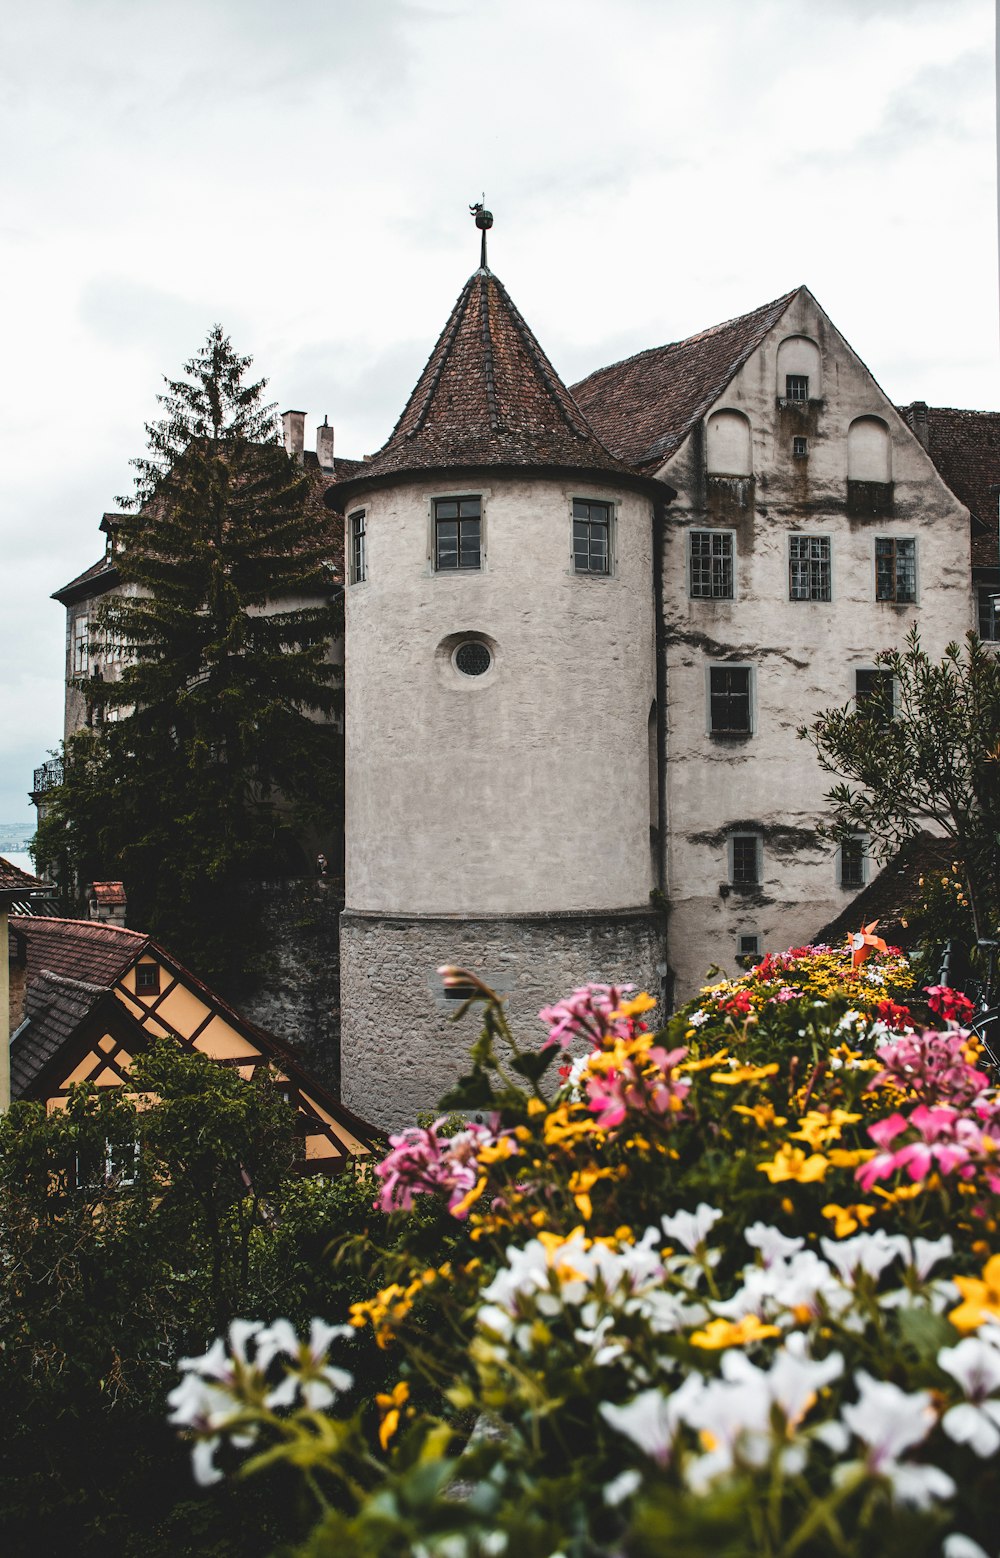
[0, 0, 995, 822]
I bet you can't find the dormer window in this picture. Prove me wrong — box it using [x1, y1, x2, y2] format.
[786, 375, 809, 402]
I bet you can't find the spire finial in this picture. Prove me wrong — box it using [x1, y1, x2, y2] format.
[470, 197, 493, 270]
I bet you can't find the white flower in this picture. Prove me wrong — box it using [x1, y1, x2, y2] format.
[177, 1335, 235, 1382]
[820, 1230, 905, 1284]
[688, 1009, 709, 1027]
[841, 1372, 935, 1466]
[943, 1537, 992, 1558]
[744, 1223, 804, 1267]
[884, 1461, 955, 1510]
[192, 1436, 224, 1487]
[601, 1376, 705, 1467]
[905, 1235, 953, 1282]
[603, 1468, 642, 1507]
[939, 1335, 1000, 1456]
[661, 1204, 723, 1254]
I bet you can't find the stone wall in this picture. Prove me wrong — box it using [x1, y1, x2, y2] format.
[235, 877, 343, 1096]
[340, 906, 665, 1131]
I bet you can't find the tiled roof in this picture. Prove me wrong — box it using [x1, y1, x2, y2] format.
[0, 856, 43, 892]
[52, 554, 119, 605]
[571, 290, 800, 471]
[331, 268, 658, 502]
[898, 405, 1000, 569]
[11, 916, 148, 991]
[812, 831, 950, 950]
[91, 881, 127, 906]
[11, 973, 112, 1099]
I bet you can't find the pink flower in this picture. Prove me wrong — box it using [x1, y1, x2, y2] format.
[374, 1116, 515, 1217]
[585, 1045, 690, 1131]
[539, 984, 638, 1051]
[925, 984, 976, 1026]
[857, 1104, 973, 1191]
[872, 1029, 989, 1110]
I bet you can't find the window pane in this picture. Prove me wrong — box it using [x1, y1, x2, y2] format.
[841, 838, 865, 889]
[895, 539, 916, 602]
[979, 590, 999, 641]
[459, 498, 481, 518]
[436, 500, 458, 520]
[573, 500, 590, 520]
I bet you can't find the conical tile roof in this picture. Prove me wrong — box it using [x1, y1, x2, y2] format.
[330, 268, 667, 503]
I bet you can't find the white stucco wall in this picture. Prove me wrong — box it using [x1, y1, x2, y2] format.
[658, 289, 973, 1000]
[344, 474, 657, 915]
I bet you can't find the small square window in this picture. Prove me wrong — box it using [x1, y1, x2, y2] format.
[979, 589, 1000, 641]
[875, 537, 916, 603]
[135, 962, 160, 995]
[789, 535, 831, 601]
[690, 530, 734, 598]
[855, 669, 895, 726]
[786, 375, 809, 402]
[792, 436, 808, 458]
[737, 933, 761, 965]
[435, 496, 481, 571]
[348, 510, 367, 584]
[709, 666, 751, 736]
[573, 499, 611, 575]
[840, 837, 866, 890]
[731, 834, 761, 888]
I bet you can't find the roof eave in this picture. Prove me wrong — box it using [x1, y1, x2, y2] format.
[325, 460, 676, 510]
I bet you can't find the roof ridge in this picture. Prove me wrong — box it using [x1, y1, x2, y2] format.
[35, 968, 110, 995]
[16, 916, 149, 941]
[479, 271, 501, 432]
[491, 272, 588, 442]
[404, 273, 475, 441]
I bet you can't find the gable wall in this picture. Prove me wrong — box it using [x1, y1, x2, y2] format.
[657, 290, 973, 1000]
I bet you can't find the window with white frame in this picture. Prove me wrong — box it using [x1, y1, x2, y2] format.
[709, 665, 752, 736]
[839, 836, 867, 890]
[349, 510, 367, 584]
[875, 537, 916, 603]
[789, 535, 831, 601]
[435, 496, 481, 571]
[731, 833, 762, 889]
[572, 499, 611, 575]
[690, 530, 734, 599]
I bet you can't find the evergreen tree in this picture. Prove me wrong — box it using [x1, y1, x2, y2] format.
[37, 328, 342, 984]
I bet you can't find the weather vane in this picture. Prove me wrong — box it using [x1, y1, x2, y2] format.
[470, 197, 493, 270]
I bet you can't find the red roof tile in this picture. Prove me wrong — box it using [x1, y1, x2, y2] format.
[91, 882, 127, 906]
[571, 290, 799, 470]
[0, 856, 42, 892]
[11, 917, 148, 991]
[331, 269, 661, 503]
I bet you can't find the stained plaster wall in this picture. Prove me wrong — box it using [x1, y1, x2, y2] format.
[343, 474, 657, 916]
[656, 289, 973, 1001]
[340, 906, 664, 1130]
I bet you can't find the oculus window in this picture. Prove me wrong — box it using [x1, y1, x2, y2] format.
[573, 499, 611, 575]
[435, 497, 481, 571]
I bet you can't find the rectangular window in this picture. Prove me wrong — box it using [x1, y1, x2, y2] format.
[348, 510, 367, 584]
[135, 962, 160, 995]
[435, 496, 481, 571]
[572, 499, 611, 575]
[978, 589, 999, 641]
[709, 666, 751, 735]
[737, 933, 761, 963]
[689, 530, 734, 599]
[786, 374, 809, 402]
[856, 669, 895, 724]
[789, 535, 831, 601]
[792, 436, 808, 458]
[875, 537, 916, 603]
[840, 837, 866, 890]
[73, 620, 88, 674]
[731, 834, 761, 888]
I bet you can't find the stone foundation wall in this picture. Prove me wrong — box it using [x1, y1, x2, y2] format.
[340, 907, 666, 1131]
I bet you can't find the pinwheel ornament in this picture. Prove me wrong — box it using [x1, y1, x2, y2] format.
[849, 920, 889, 970]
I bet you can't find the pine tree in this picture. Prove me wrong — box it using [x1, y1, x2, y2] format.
[38, 328, 342, 984]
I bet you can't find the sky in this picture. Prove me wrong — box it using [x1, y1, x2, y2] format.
[0, 0, 996, 822]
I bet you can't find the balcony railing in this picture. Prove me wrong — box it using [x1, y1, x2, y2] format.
[32, 759, 64, 794]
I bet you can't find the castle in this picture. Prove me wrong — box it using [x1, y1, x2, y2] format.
[46, 232, 1000, 1129]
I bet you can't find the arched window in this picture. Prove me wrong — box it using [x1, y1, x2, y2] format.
[847, 416, 891, 482]
[776, 336, 821, 402]
[706, 410, 752, 477]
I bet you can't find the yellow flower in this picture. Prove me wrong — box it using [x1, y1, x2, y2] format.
[822, 1202, 876, 1238]
[478, 1137, 517, 1165]
[790, 1108, 862, 1149]
[450, 1176, 487, 1219]
[733, 1100, 788, 1130]
[569, 1167, 608, 1221]
[710, 1062, 780, 1086]
[872, 1180, 925, 1204]
[680, 1048, 730, 1072]
[376, 1381, 410, 1451]
[757, 1144, 829, 1184]
[615, 992, 657, 1018]
[949, 1254, 1000, 1333]
[827, 1147, 876, 1168]
[690, 1315, 781, 1349]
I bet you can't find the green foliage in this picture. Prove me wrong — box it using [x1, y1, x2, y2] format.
[800, 628, 1000, 953]
[0, 1043, 387, 1556]
[34, 326, 343, 985]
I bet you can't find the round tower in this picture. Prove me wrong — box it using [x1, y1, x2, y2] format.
[329, 243, 674, 1128]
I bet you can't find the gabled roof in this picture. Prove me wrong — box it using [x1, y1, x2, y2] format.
[330, 268, 666, 503]
[571, 289, 800, 471]
[898, 405, 1000, 569]
[52, 555, 119, 606]
[10, 972, 115, 1099]
[11, 916, 148, 991]
[0, 856, 43, 893]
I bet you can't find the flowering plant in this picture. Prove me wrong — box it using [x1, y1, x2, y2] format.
[168, 946, 1000, 1556]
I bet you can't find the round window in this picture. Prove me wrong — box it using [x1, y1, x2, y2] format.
[454, 640, 492, 677]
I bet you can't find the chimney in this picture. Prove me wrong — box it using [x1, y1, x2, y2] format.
[907, 401, 930, 450]
[281, 410, 306, 462]
[88, 882, 128, 926]
[316, 415, 335, 470]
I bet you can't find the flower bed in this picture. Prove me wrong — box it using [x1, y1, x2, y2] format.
[168, 944, 1000, 1557]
